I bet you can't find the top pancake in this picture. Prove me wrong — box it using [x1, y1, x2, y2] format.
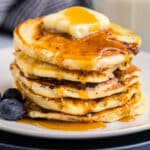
[14, 18, 141, 71]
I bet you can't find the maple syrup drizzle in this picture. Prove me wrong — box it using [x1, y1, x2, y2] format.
[56, 86, 63, 97]
[79, 89, 88, 100]
[34, 23, 131, 71]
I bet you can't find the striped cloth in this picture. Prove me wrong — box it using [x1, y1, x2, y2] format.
[0, 0, 93, 33]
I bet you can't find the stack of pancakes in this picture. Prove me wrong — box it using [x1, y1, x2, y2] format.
[10, 8, 146, 122]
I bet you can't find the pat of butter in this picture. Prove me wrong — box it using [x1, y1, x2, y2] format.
[43, 7, 110, 39]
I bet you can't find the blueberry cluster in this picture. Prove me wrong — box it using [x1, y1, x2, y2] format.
[0, 88, 25, 120]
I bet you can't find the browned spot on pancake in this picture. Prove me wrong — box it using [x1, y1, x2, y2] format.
[115, 64, 140, 78]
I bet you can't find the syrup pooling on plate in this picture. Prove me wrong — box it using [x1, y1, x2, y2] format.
[18, 119, 106, 131]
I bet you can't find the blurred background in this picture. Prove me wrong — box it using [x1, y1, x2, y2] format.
[0, 0, 149, 51]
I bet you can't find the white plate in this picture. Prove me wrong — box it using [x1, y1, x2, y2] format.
[0, 48, 150, 139]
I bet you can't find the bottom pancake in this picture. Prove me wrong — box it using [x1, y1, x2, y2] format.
[23, 92, 146, 122]
[15, 81, 146, 122]
[15, 80, 140, 115]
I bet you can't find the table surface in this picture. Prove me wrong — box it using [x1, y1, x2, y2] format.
[1, 129, 150, 150]
[0, 34, 150, 150]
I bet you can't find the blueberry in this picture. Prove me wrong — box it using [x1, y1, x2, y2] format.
[2, 88, 22, 101]
[0, 99, 25, 120]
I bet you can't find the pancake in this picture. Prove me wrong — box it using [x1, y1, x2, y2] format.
[15, 80, 140, 115]
[11, 63, 140, 99]
[23, 90, 145, 122]
[14, 18, 141, 71]
[15, 50, 126, 83]
[15, 50, 140, 83]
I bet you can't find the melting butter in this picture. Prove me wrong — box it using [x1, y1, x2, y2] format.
[43, 6, 110, 39]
